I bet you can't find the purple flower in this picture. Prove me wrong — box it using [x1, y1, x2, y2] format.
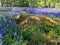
[2, 29, 7, 36]
[14, 32, 17, 36]
[0, 33, 2, 38]
[0, 24, 3, 29]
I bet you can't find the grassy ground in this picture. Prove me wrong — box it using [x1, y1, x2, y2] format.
[15, 14, 60, 45]
[0, 9, 60, 45]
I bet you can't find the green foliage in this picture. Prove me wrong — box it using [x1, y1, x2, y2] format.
[22, 24, 60, 45]
[22, 26, 37, 40]
[38, 25, 52, 32]
[22, 25, 55, 41]
[46, 29, 57, 40]
[1, 0, 60, 8]
[54, 26, 60, 35]
[22, 25, 51, 44]
[31, 31, 46, 43]
[22, 26, 46, 45]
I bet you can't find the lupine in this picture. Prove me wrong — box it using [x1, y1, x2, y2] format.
[0, 33, 2, 38]
[0, 7, 60, 18]
[0, 12, 25, 45]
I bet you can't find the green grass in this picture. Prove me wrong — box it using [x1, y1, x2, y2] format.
[22, 24, 60, 45]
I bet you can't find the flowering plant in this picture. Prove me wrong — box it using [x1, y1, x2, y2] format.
[0, 13, 27, 45]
